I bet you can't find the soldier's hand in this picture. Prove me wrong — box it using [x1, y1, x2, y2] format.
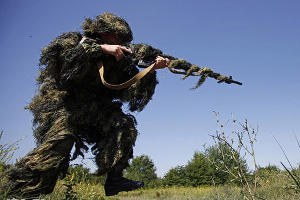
[154, 56, 170, 70]
[100, 44, 132, 61]
[149, 56, 170, 73]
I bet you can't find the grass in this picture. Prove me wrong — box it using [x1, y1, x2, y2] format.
[42, 181, 243, 200]
[2, 116, 300, 200]
[39, 175, 300, 200]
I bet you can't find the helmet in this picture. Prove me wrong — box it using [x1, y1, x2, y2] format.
[82, 12, 133, 43]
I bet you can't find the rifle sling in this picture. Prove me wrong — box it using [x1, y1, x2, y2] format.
[98, 61, 156, 90]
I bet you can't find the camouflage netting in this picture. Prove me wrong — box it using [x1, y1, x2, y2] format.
[82, 12, 133, 42]
[7, 117, 74, 197]
[129, 43, 242, 89]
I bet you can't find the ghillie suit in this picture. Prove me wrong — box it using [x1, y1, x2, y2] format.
[5, 13, 157, 198]
[5, 12, 241, 198]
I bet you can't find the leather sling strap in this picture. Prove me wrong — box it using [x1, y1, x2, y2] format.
[98, 61, 156, 90]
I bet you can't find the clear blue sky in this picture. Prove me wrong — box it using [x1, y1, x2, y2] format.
[1, 0, 300, 177]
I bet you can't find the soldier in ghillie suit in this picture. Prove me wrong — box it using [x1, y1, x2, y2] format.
[5, 12, 170, 198]
[5, 11, 242, 198]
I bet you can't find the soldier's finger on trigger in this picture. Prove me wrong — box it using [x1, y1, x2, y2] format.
[120, 50, 125, 57]
[121, 46, 132, 54]
[115, 52, 121, 61]
[118, 51, 125, 61]
[116, 49, 123, 57]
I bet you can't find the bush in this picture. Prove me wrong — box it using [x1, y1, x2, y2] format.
[185, 152, 215, 186]
[163, 165, 189, 186]
[124, 155, 159, 188]
[67, 164, 92, 184]
[163, 144, 248, 187]
[205, 143, 249, 185]
[256, 165, 280, 178]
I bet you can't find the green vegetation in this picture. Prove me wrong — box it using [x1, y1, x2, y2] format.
[37, 149, 300, 200]
[164, 143, 248, 187]
[124, 155, 160, 188]
[0, 130, 19, 199]
[1, 117, 300, 199]
[38, 172, 300, 200]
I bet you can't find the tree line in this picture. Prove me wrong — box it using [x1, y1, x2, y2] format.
[65, 142, 280, 188]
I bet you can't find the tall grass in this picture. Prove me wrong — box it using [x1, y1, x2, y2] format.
[42, 181, 300, 200]
[0, 130, 20, 199]
[0, 130, 19, 166]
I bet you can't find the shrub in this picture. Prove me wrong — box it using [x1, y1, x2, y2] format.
[124, 155, 159, 188]
[163, 165, 189, 186]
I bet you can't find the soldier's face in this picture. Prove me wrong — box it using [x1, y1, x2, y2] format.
[100, 33, 122, 45]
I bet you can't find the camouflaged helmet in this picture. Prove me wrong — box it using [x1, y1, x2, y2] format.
[82, 12, 133, 43]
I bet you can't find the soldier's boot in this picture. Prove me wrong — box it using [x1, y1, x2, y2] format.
[104, 167, 144, 196]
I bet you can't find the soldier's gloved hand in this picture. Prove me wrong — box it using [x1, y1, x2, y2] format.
[100, 44, 132, 61]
